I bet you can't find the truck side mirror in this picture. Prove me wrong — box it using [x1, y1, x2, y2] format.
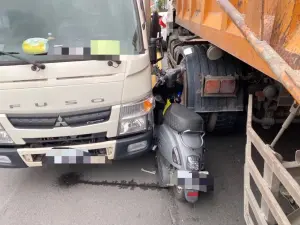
[149, 37, 164, 65]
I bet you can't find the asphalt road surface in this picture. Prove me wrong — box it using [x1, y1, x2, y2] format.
[1, 119, 299, 225]
[0, 127, 247, 225]
[0, 57, 247, 225]
[0, 134, 246, 225]
[2, 57, 299, 225]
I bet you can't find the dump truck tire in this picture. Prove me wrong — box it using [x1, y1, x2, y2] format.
[176, 44, 239, 132]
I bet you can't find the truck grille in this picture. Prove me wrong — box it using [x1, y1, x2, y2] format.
[7, 107, 111, 129]
[23, 132, 107, 148]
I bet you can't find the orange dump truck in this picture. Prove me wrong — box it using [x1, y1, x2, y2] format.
[165, 0, 300, 224]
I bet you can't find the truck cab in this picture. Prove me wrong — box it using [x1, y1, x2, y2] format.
[0, 0, 155, 168]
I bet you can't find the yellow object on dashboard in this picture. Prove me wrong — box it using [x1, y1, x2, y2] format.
[22, 38, 49, 55]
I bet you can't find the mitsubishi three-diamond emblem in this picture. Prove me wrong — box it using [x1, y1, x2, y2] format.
[54, 116, 68, 127]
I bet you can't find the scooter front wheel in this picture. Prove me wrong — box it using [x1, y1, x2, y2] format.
[172, 186, 185, 202]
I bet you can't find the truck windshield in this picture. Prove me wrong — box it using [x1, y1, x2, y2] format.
[0, 0, 144, 64]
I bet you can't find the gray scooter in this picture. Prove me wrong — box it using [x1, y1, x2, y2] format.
[153, 66, 214, 203]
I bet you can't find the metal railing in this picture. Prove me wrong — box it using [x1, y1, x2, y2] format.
[244, 95, 300, 225]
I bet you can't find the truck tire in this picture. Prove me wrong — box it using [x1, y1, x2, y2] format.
[177, 45, 240, 132]
[206, 111, 238, 132]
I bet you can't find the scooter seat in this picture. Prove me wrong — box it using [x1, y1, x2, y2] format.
[164, 104, 204, 132]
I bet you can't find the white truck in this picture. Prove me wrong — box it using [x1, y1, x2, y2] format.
[0, 0, 158, 168]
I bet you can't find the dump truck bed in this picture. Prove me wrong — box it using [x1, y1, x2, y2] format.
[175, 0, 300, 103]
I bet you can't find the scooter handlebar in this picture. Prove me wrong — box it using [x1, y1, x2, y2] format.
[153, 65, 185, 88]
[164, 66, 185, 88]
[165, 66, 185, 80]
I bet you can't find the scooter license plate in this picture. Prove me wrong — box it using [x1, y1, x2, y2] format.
[175, 170, 214, 192]
[44, 148, 107, 164]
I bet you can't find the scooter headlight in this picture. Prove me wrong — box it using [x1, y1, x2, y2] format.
[187, 156, 200, 171]
[118, 95, 154, 136]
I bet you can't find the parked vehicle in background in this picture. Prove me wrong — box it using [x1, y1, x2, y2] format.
[158, 12, 168, 50]
[151, 11, 167, 50]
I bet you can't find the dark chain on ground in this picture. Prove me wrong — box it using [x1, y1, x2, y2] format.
[57, 172, 168, 191]
[57, 172, 183, 225]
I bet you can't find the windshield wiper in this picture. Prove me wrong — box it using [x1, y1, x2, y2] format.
[0, 51, 46, 71]
[107, 60, 122, 68]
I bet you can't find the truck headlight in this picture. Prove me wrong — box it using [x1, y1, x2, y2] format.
[0, 124, 14, 144]
[118, 95, 154, 136]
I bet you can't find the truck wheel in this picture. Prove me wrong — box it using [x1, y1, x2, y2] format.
[179, 68, 188, 106]
[176, 45, 240, 132]
[207, 112, 238, 132]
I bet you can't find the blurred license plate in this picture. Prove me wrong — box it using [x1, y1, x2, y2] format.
[44, 148, 107, 164]
[170, 170, 214, 192]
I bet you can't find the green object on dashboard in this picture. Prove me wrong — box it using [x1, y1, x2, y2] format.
[90, 40, 121, 55]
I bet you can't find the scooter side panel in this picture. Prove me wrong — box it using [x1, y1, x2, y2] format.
[156, 124, 178, 167]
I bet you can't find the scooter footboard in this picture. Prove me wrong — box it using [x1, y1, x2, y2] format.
[170, 170, 214, 192]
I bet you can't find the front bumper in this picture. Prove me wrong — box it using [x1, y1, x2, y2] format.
[0, 130, 153, 168]
[0, 149, 27, 168]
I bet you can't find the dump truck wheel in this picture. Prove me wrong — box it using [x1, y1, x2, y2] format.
[177, 63, 188, 107]
[206, 112, 238, 132]
[198, 47, 239, 132]
[176, 45, 240, 132]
